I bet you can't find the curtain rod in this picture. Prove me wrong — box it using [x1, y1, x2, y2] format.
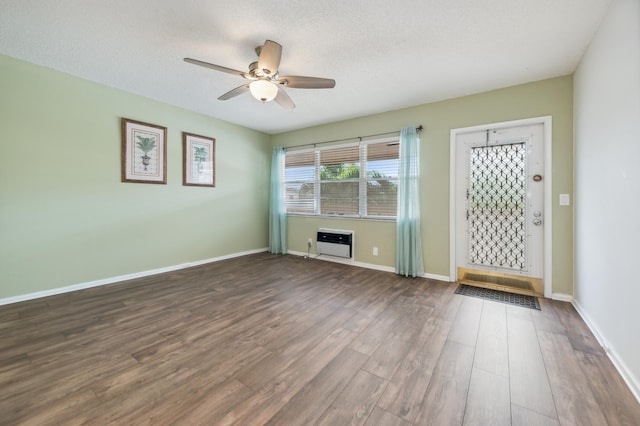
[284, 125, 423, 150]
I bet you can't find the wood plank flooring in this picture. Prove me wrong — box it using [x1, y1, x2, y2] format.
[1, 252, 639, 425]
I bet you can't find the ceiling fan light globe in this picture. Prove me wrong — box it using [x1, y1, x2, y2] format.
[249, 80, 278, 103]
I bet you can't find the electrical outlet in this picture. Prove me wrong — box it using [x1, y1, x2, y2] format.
[373, 247, 379, 256]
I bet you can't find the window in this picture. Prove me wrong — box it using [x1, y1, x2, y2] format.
[320, 145, 360, 215]
[284, 139, 399, 218]
[365, 142, 399, 216]
[284, 150, 315, 214]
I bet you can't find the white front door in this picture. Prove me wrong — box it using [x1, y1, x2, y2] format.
[454, 123, 545, 292]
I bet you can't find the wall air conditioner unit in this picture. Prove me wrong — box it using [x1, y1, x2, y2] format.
[316, 228, 353, 259]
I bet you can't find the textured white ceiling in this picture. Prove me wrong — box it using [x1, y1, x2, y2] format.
[0, 0, 612, 134]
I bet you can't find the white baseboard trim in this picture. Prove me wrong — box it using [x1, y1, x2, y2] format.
[287, 250, 395, 273]
[422, 272, 451, 282]
[349, 260, 395, 273]
[287, 250, 450, 282]
[572, 299, 640, 404]
[551, 293, 573, 302]
[0, 248, 268, 306]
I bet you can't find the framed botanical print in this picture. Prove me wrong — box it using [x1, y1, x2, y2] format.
[183, 132, 215, 187]
[121, 118, 167, 184]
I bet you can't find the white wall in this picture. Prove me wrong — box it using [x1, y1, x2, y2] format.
[574, 0, 640, 399]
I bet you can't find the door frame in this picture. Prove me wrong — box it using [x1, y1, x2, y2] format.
[449, 116, 553, 298]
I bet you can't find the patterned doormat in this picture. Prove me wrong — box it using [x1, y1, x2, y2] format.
[455, 284, 541, 310]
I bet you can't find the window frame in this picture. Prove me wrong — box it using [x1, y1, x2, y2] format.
[283, 137, 399, 220]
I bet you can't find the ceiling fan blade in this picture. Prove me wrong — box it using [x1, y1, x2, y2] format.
[218, 84, 250, 100]
[184, 58, 246, 77]
[278, 75, 336, 89]
[274, 86, 295, 109]
[257, 40, 282, 77]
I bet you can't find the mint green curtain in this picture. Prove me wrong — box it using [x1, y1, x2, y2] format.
[396, 126, 424, 277]
[269, 146, 287, 254]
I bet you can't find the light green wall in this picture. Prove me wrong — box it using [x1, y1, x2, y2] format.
[289, 218, 397, 266]
[0, 54, 271, 299]
[272, 76, 574, 295]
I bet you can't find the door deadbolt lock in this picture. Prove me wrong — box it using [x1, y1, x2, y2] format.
[533, 218, 542, 226]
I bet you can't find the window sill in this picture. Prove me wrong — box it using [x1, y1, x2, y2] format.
[287, 213, 396, 222]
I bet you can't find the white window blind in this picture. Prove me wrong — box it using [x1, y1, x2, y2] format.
[283, 139, 399, 218]
[364, 142, 399, 217]
[284, 149, 315, 213]
[319, 144, 360, 215]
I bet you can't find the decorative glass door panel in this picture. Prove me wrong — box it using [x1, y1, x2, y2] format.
[467, 143, 527, 271]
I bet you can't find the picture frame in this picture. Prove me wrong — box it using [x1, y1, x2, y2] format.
[183, 132, 216, 187]
[121, 118, 167, 184]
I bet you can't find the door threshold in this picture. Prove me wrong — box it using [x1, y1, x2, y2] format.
[457, 267, 543, 296]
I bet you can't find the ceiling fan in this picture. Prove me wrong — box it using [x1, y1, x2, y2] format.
[184, 40, 336, 109]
